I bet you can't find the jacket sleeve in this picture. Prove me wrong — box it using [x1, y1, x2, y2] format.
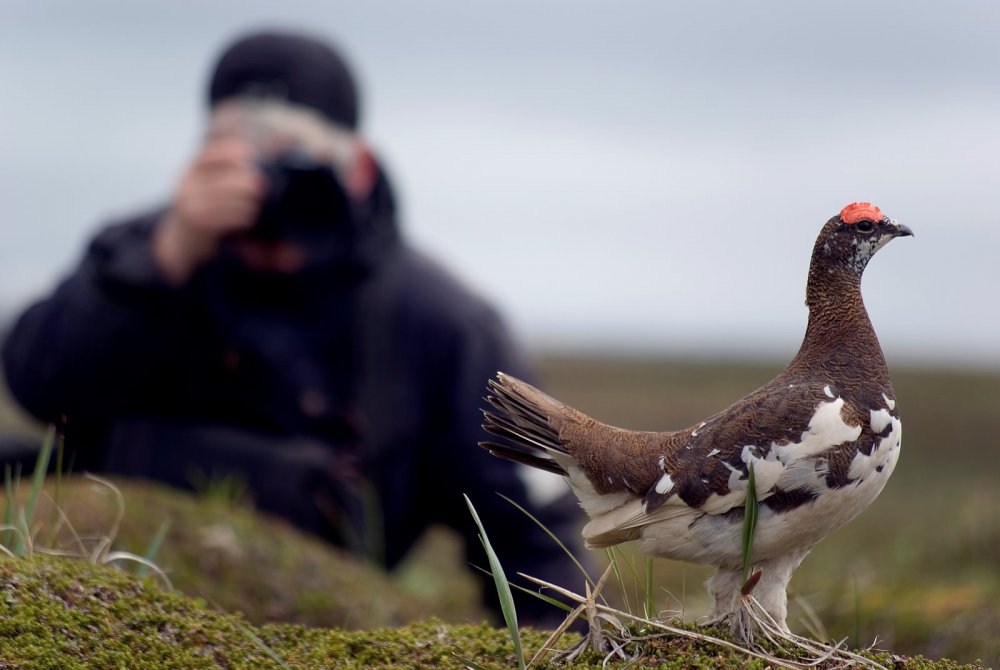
[1, 213, 197, 425]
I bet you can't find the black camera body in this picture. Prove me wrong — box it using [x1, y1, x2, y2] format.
[254, 150, 352, 243]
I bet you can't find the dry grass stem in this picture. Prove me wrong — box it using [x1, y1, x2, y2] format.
[520, 572, 896, 670]
[738, 595, 889, 670]
[519, 572, 803, 669]
[2, 470, 173, 590]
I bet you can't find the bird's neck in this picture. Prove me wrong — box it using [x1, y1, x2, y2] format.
[791, 264, 887, 375]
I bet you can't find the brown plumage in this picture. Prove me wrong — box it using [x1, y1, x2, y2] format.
[481, 202, 912, 633]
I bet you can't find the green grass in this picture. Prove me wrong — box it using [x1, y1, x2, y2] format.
[464, 494, 525, 670]
[741, 463, 758, 588]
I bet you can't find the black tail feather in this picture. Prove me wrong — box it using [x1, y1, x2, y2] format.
[478, 440, 567, 476]
[482, 409, 559, 452]
[480, 373, 572, 478]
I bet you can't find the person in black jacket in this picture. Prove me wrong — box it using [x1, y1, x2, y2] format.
[2, 30, 581, 622]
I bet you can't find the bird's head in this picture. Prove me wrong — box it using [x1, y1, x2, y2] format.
[812, 202, 913, 277]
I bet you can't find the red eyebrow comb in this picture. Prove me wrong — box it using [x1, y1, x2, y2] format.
[840, 202, 883, 224]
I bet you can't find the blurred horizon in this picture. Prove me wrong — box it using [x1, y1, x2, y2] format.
[3, 1, 999, 367]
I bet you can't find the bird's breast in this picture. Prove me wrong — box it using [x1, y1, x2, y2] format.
[637, 394, 902, 566]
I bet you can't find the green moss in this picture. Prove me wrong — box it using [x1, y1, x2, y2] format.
[0, 556, 552, 669]
[25, 477, 483, 629]
[0, 557, 275, 669]
[0, 557, 986, 669]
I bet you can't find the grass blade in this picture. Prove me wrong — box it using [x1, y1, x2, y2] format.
[102, 551, 174, 591]
[643, 554, 655, 620]
[607, 545, 655, 616]
[605, 548, 631, 615]
[469, 563, 574, 613]
[510, 581, 574, 613]
[24, 427, 55, 524]
[234, 620, 293, 670]
[464, 494, 525, 670]
[497, 493, 595, 589]
[54, 432, 65, 505]
[15, 508, 32, 557]
[15, 427, 55, 555]
[135, 519, 171, 578]
[741, 463, 759, 587]
[3, 465, 13, 549]
[453, 654, 496, 670]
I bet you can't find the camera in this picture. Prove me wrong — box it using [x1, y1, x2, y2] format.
[254, 150, 352, 242]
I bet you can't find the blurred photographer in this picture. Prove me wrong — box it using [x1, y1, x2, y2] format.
[2, 30, 579, 622]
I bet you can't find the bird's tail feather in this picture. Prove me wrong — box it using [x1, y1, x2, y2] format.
[480, 373, 573, 476]
[482, 372, 666, 527]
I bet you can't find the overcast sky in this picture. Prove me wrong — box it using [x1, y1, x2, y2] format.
[2, 1, 999, 366]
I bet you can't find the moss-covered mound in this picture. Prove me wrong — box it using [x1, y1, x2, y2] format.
[0, 556, 546, 670]
[0, 557, 986, 669]
[23, 476, 483, 628]
[1, 557, 271, 669]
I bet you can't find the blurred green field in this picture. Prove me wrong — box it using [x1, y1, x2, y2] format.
[538, 355, 1000, 666]
[1, 355, 997, 665]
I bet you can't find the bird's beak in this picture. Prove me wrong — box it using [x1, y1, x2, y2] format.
[888, 219, 914, 238]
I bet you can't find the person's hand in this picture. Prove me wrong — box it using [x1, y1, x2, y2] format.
[153, 137, 267, 285]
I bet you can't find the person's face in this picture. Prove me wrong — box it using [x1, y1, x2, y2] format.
[207, 99, 373, 274]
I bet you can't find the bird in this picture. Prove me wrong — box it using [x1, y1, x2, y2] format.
[480, 202, 912, 634]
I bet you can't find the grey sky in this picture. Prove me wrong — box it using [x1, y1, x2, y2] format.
[2, 1, 998, 365]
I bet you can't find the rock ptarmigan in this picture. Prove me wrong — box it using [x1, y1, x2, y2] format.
[481, 202, 912, 633]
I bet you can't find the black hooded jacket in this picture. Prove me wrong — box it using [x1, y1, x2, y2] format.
[2, 168, 581, 620]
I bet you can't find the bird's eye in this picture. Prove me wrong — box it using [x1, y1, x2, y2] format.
[855, 220, 875, 233]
